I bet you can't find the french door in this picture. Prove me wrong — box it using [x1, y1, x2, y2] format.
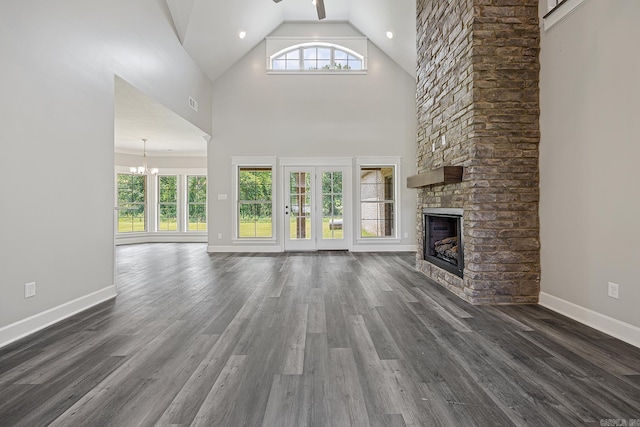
[284, 166, 349, 251]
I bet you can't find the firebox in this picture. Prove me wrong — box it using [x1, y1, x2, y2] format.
[423, 208, 464, 278]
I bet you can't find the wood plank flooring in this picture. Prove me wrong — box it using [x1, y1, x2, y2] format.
[1, 243, 639, 426]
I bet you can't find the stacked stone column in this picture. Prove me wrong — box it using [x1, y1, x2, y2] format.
[416, 0, 540, 304]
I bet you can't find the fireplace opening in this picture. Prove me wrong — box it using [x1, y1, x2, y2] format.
[423, 208, 464, 278]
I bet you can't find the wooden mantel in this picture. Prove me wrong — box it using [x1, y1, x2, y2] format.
[406, 166, 463, 188]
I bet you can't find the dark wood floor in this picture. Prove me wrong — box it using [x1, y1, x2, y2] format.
[1, 244, 639, 426]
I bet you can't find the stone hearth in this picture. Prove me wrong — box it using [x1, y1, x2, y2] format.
[415, 0, 540, 304]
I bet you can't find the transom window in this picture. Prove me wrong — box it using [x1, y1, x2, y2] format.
[271, 44, 363, 71]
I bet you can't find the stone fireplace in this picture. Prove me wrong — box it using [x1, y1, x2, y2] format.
[413, 0, 541, 304]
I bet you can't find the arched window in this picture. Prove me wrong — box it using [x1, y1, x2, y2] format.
[270, 43, 364, 71]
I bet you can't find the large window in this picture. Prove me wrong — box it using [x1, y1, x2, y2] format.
[238, 167, 273, 238]
[158, 176, 178, 231]
[360, 166, 395, 238]
[117, 174, 146, 233]
[187, 176, 207, 231]
[271, 44, 363, 71]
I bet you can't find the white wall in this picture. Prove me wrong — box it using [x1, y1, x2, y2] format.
[539, 1, 640, 338]
[0, 0, 211, 344]
[115, 153, 207, 170]
[208, 22, 417, 251]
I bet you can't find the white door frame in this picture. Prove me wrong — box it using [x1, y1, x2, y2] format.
[280, 158, 352, 251]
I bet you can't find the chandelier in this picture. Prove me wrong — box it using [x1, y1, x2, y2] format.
[130, 138, 159, 175]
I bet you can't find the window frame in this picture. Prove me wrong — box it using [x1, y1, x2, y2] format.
[355, 157, 401, 242]
[266, 37, 368, 75]
[270, 43, 365, 73]
[116, 173, 147, 234]
[157, 174, 179, 232]
[232, 157, 277, 241]
[543, 0, 587, 31]
[186, 175, 207, 232]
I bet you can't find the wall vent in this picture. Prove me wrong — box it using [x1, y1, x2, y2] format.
[188, 96, 198, 112]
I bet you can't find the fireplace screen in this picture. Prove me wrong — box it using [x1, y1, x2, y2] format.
[423, 209, 463, 277]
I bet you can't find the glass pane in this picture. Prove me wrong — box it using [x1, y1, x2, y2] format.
[360, 167, 393, 201]
[290, 196, 310, 217]
[322, 172, 332, 194]
[272, 59, 285, 70]
[285, 59, 301, 70]
[334, 59, 346, 70]
[159, 204, 177, 231]
[333, 194, 343, 216]
[159, 176, 177, 203]
[117, 173, 145, 233]
[188, 176, 206, 203]
[333, 172, 342, 194]
[322, 195, 333, 217]
[290, 172, 299, 194]
[317, 48, 331, 60]
[188, 204, 207, 231]
[334, 49, 347, 60]
[303, 47, 317, 59]
[290, 216, 311, 240]
[118, 204, 145, 233]
[286, 49, 300, 60]
[360, 202, 394, 238]
[240, 169, 271, 202]
[239, 203, 272, 238]
[304, 59, 316, 70]
[348, 58, 362, 70]
[256, 203, 272, 237]
[323, 216, 343, 240]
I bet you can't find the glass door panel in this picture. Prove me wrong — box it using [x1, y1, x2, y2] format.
[284, 168, 315, 250]
[321, 172, 343, 240]
[316, 167, 348, 250]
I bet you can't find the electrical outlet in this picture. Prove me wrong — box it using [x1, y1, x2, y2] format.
[607, 282, 619, 299]
[403, 232, 409, 238]
[24, 282, 36, 299]
[217, 233, 223, 240]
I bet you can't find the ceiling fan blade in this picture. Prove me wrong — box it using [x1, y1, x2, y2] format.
[316, 0, 326, 20]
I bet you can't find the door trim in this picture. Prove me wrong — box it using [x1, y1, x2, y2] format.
[281, 162, 352, 252]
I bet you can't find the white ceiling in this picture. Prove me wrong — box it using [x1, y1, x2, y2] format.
[114, 77, 209, 157]
[165, 0, 417, 82]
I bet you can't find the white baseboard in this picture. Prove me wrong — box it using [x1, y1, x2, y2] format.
[539, 292, 640, 348]
[0, 285, 117, 350]
[116, 234, 207, 245]
[207, 245, 283, 253]
[207, 244, 417, 253]
[350, 244, 416, 252]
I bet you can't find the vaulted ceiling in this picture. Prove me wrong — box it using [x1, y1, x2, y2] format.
[115, 0, 417, 157]
[164, 0, 417, 82]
